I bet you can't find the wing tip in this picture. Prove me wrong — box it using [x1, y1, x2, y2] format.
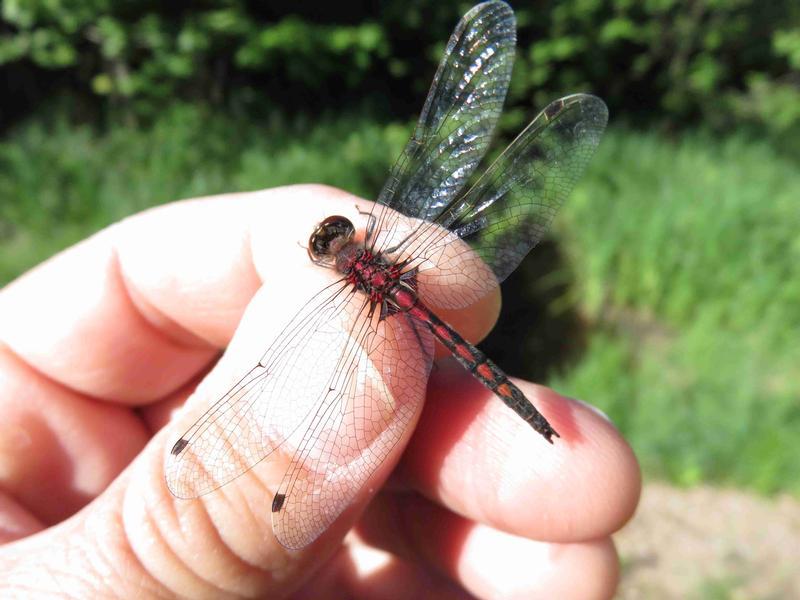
[464, 1, 517, 38]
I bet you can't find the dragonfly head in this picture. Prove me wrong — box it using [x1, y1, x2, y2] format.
[308, 216, 355, 264]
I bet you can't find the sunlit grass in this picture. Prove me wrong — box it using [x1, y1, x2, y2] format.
[0, 105, 404, 282]
[554, 128, 800, 493]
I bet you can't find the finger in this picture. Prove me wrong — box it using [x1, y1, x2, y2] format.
[399, 360, 641, 542]
[0, 385, 335, 598]
[3, 285, 428, 597]
[296, 541, 473, 599]
[138, 366, 214, 434]
[9, 276, 426, 597]
[0, 490, 44, 543]
[0, 185, 333, 404]
[357, 492, 619, 600]
[0, 343, 149, 524]
[0, 227, 217, 404]
[123, 280, 424, 596]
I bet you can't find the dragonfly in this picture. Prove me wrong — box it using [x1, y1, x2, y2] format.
[166, 0, 607, 550]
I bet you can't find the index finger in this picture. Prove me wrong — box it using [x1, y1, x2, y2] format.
[0, 185, 499, 405]
[399, 360, 641, 542]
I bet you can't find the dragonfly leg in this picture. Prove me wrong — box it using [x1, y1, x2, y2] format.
[401, 312, 431, 365]
[399, 266, 418, 281]
[355, 204, 377, 240]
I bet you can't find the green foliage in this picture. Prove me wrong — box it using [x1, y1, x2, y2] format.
[236, 17, 388, 82]
[0, 1, 392, 117]
[0, 104, 400, 282]
[1, 1, 798, 134]
[1, 106, 798, 493]
[552, 127, 800, 494]
[511, 0, 799, 132]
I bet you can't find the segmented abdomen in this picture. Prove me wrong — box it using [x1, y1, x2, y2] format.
[404, 298, 559, 443]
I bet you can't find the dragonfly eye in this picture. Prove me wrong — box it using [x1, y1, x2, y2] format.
[308, 216, 355, 261]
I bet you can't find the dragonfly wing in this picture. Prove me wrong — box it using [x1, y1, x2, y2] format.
[166, 280, 364, 498]
[272, 311, 434, 549]
[371, 0, 515, 245]
[404, 93, 609, 309]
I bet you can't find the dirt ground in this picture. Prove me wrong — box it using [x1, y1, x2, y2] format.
[614, 482, 800, 598]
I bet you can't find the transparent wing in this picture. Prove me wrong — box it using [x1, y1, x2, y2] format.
[370, 0, 515, 246]
[272, 311, 433, 549]
[166, 279, 434, 550]
[399, 93, 609, 309]
[166, 279, 361, 498]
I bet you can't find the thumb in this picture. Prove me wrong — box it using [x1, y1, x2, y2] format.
[0, 276, 427, 598]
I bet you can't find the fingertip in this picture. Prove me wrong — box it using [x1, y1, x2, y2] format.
[359, 493, 620, 600]
[0, 490, 45, 543]
[480, 384, 641, 541]
[300, 541, 473, 600]
[455, 525, 620, 600]
[402, 371, 641, 542]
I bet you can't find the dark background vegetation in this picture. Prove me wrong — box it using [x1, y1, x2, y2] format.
[3, 0, 799, 135]
[1, 1, 799, 494]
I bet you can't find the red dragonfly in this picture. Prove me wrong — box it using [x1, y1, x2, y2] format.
[166, 0, 607, 549]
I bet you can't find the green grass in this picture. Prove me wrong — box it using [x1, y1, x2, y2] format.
[0, 105, 408, 282]
[1, 104, 798, 494]
[553, 128, 800, 493]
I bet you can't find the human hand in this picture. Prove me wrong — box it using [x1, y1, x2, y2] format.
[0, 185, 639, 598]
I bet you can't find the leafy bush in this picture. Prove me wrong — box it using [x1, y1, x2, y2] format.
[1, 0, 798, 135]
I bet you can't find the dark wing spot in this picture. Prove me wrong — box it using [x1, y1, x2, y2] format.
[272, 493, 286, 513]
[544, 98, 564, 120]
[170, 438, 189, 456]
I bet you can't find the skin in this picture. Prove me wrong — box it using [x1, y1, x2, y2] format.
[0, 185, 640, 599]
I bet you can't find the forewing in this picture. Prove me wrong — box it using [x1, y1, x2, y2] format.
[371, 0, 515, 245]
[165, 280, 362, 498]
[272, 311, 434, 549]
[401, 94, 609, 309]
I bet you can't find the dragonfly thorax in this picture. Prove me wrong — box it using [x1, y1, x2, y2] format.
[335, 244, 413, 312]
[308, 215, 407, 304]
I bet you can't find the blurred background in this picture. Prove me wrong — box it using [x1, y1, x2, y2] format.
[1, 0, 798, 596]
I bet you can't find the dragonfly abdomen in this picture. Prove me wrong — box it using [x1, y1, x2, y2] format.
[405, 300, 559, 443]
